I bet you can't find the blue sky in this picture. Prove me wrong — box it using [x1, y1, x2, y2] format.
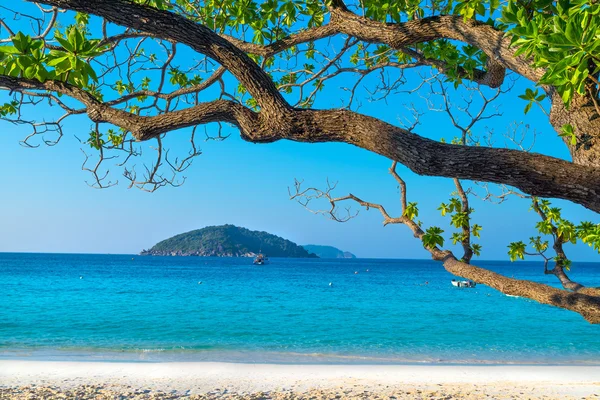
[1, 84, 598, 261]
[0, 5, 598, 262]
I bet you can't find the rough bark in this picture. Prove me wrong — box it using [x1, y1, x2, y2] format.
[545, 266, 584, 292]
[550, 92, 600, 167]
[290, 109, 600, 213]
[329, 5, 600, 166]
[329, 9, 534, 86]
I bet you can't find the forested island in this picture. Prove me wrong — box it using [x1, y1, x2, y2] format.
[302, 245, 356, 259]
[141, 225, 318, 257]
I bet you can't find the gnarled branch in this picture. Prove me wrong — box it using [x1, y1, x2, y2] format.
[290, 163, 600, 324]
[3, 73, 599, 212]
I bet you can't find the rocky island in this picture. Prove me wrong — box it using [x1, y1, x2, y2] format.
[141, 225, 318, 257]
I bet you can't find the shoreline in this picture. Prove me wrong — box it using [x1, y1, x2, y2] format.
[0, 351, 600, 368]
[3, 355, 600, 367]
[2, 360, 600, 399]
[4, 348, 600, 366]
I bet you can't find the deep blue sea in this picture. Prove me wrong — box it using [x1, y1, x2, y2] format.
[1, 253, 599, 364]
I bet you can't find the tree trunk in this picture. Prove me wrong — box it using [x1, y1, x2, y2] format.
[550, 92, 600, 167]
[545, 266, 584, 292]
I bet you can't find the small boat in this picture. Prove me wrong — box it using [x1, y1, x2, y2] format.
[253, 253, 269, 265]
[451, 279, 476, 288]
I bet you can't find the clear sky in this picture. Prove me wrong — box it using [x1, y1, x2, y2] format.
[0, 5, 598, 262]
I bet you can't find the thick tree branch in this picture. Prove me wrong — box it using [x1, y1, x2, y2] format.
[23, 0, 600, 168]
[34, 0, 523, 92]
[22, 1, 594, 165]
[218, 7, 516, 88]
[0, 75, 256, 139]
[441, 255, 600, 324]
[218, 4, 525, 88]
[31, 0, 291, 116]
[284, 109, 600, 213]
[3, 71, 599, 212]
[291, 171, 600, 324]
[327, 7, 538, 86]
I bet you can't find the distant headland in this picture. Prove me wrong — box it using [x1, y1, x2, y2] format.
[302, 245, 356, 259]
[141, 225, 319, 257]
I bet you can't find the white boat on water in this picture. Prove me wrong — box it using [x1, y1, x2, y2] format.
[451, 279, 476, 288]
[253, 253, 269, 265]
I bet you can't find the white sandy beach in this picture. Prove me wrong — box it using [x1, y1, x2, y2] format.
[1, 361, 600, 399]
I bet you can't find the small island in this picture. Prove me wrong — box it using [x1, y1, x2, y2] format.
[302, 245, 356, 259]
[141, 224, 318, 258]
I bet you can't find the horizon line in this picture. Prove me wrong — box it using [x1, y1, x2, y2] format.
[0, 251, 598, 263]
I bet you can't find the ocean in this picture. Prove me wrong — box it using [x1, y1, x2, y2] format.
[1, 253, 599, 364]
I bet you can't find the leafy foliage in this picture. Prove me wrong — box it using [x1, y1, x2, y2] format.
[403, 201, 419, 220]
[501, 0, 600, 108]
[0, 28, 105, 88]
[508, 198, 600, 264]
[518, 88, 546, 115]
[508, 240, 526, 261]
[0, 100, 19, 117]
[438, 195, 483, 259]
[0, 32, 49, 82]
[422, 226, 445, 248]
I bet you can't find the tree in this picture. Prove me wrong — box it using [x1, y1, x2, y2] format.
[1, 0, 599, 321]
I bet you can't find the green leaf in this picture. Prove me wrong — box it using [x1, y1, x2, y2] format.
[46, 56, 70, 67]
[55, 36, 74, 53]
[403, 202, 419, 220]
[0, 46, 20, 55]
[68, 27, 85, 52]
[472, 224, 482, 238]
[508, 241, 526, 261]
[11, 32, 30, 53]
[438, 202, 449, 216]
[422, 226, 445, 248]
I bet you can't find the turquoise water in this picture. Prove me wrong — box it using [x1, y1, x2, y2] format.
[1, 253, 599, 364]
